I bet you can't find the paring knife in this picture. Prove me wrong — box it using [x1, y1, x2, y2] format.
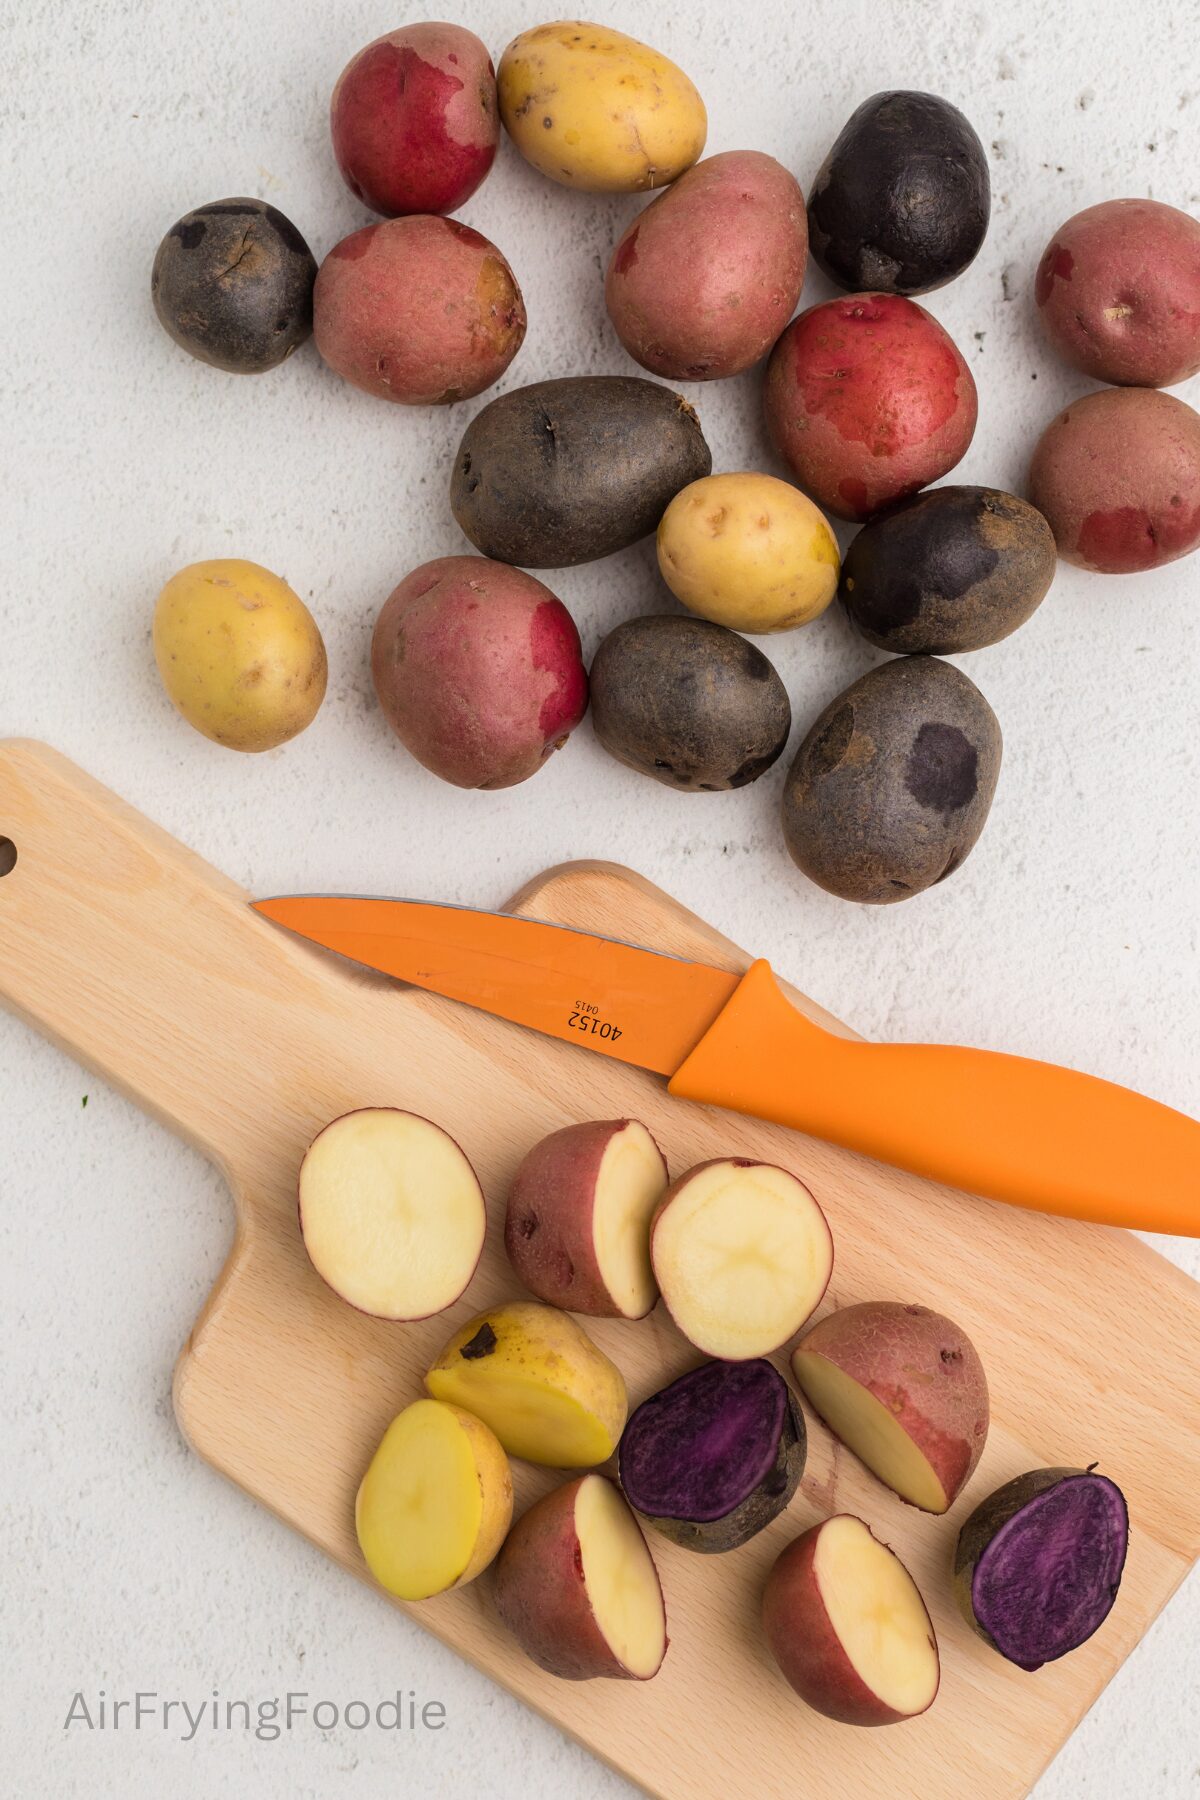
[251, 894, 1199, 1237]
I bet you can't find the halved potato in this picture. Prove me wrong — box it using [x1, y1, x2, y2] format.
[298, 1108, 485, 1320]
[356, 1398, 513, 1601]
[650, 1159, 833, 1358]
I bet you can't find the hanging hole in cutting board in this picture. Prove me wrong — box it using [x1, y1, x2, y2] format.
[0, 838, 16, 877]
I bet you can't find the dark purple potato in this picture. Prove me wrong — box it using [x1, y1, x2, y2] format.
[782, 655, 1002, 904]
[151, 197, 317, 374]
[954, 1467, 1129, 1670]
[590, 616, 791, 793]
[809, 92, 990, 295]
[618, 1358, 806, 1552]
[840, 487, 1057, 655]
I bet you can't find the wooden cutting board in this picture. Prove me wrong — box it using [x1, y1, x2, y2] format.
[3, 736, 1199, 1800]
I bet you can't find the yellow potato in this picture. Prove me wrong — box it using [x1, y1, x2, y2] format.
[425, 1300, 627, 1467]
[356, 1398, 513, 1601]
[657, 473, 840, 634]
[153, 558, 327, 752]
[497, 22, 706, 193]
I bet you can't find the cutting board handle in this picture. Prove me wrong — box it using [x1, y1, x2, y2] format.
[0, 739, 388, 1188]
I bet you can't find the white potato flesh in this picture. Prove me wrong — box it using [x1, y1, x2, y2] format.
[576, 1474, 667, 1679]
[299, 1108, 485, 1319]
[653, 1161, 832, 1358]
[791, 1351, 948, 1512]
[592, 1122, 668, 1317]
[814, 1516, 939, 1718]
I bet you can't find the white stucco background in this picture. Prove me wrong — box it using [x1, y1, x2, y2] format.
[2, 1, 1199, 1794]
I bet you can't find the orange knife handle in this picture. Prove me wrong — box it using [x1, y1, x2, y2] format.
[669, 960, 1200, 1236]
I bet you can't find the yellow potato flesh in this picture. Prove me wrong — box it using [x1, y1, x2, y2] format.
[791, 1351, 948, 1512]
[657, 474, 840, 634]
[425, 1301, 627, 1467]
[498, 23, 706, 193]
[355, 1399, 512, 1601]
[576, 1474, 666, 1677]
[299, 1109, 485, 1320]
[653, 1162, 831, 1359]
[591, 1122, 666, 1318]
[153, 557, 327, 752]
[815, 1516, 939, 1716]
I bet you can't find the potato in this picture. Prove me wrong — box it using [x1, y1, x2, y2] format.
[494, 1474, 667, 1679]
[781, 656, 1002, 904]
[451, 375, 711, 566]
[657, 473, 839, 633]
[590, 616, 791, 793]
[763, 294, 978, 521]
[808, 92, 990, 295]
[1027, 387, 1200, 572]
[313, 216, 525, 404]
[151, 197, 316, 374]
[792, 1301, 989, 1513]
[839, 486, 1056, 654]
[497, 22, 705, 193]
[1035, 198, 1200, 388]
[298, 1109, 485, 1321]
[650, 1159, 833, 1359]
[425, 1300, 627, 1467]
[505, 1119, 668, 1319]
[356, 1398, 512, 1601]
[371, 556, 587, 790]
[153, 558, 327, 752]
[954, 1468, 1129, 1669]
[763, 1515, 940, 1726]
[605, 151, 807, 379]
[330, 23, 499, 217]
[619, 1358, 806, 1553]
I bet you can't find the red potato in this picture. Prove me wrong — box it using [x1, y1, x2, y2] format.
[605, 151, 808, 380]
[763, 293, 978, 521]
[313, 217, 525, 404]
[1028, 387, 1200, 572]
[650, 1159, 833, 1360]
[298, 1109, 485, 1320]
[493, 1474, 667, 1681]
[763, 1515, 940, 1726]
[792, 1302, 989, 1513]
[331, 23, 499, 218]
[1035, 198, 1200, 388]
[505, 1119, 668, 1319]
[371, 556, 588, 789]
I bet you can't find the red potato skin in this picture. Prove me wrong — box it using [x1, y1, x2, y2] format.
[763, 294, 978, 521]
[1035, 199, 1200, 388]
[1028, 387, 1200, 573]
[313, 217, 525, 404]
[763, 1519, 938, 1725]
[331, 24, 499, 218]
[606, 151, 808, 380]
[795, 1302, 989, 1511]
[371, 556, 588, 789]
[493, 1477, 664, 1680]
[505, 1120, 666, 1318]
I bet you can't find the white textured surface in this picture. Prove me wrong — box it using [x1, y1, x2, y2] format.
[2, 1, 1199, 1795]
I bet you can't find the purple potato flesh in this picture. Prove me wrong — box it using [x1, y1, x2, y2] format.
[954, 1467, 1129, 1670]
[619, 1359, 805, 1552]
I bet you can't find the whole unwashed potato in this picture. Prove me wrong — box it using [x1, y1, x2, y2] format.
[1035, 198, 1200, 388]
[605, 151, 808, 380]
[1028, 387, 1200, 572]
[313, 217, 525, 404]
[153, 558, 327, 752]
[763, 294, 977, 521]
[658, 472, 839, 633]
[498, 21, 705, 193]
[371, 555, 588, 789]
